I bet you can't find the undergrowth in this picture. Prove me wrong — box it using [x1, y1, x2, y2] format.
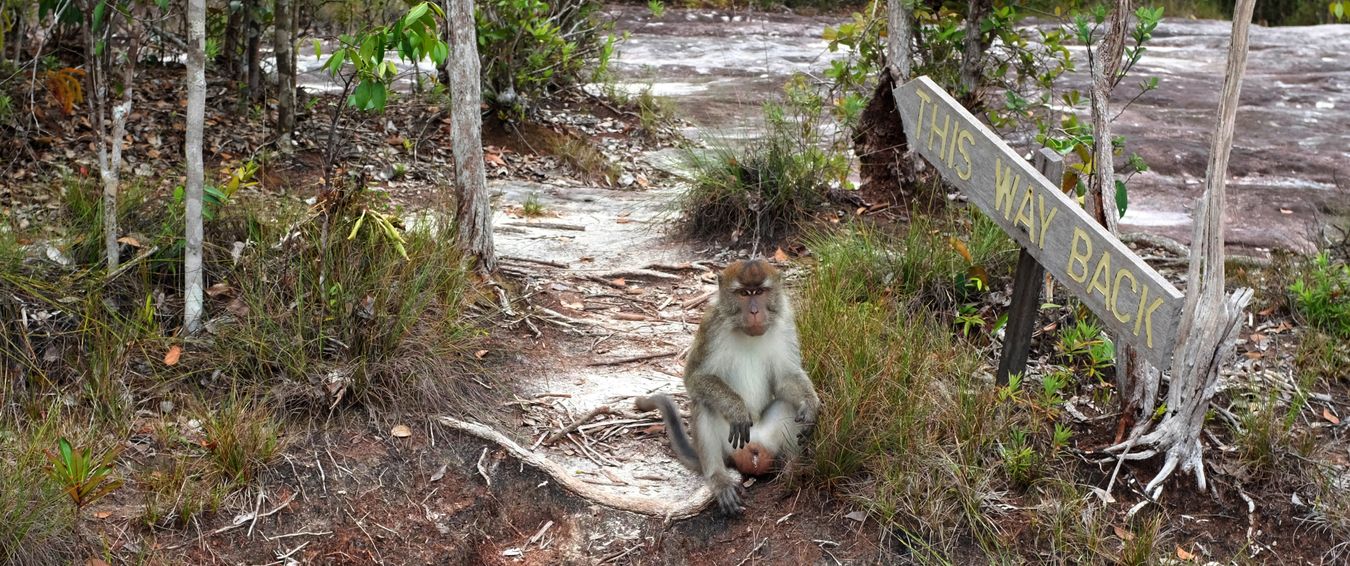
[0, 169, 480, 553]
[795, 220, 1110, 559]
[677, 76, 848, 246]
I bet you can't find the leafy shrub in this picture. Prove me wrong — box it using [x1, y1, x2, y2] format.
[476, 0, 617, 103]
[1290, 253, 1350, 338]
[677, 77, 847, 245]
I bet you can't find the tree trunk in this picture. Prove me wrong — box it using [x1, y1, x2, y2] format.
[84, 2, 142, 270]
[957, 0, 992, 104]
[887, 0, 914, 80]
[246, 0, 263, 103]
[1105, 0, 1256, 498]
[1082, 0, 1142, 433]
[854, 0, 917, 208]
[184, 0, 207, 333]
[446, 0, 496, 271]
[222, 5, 242, 76]
[274, 0, 295, 137]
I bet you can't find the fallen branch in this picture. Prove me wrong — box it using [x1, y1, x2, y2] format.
[593, 268, 682, 281]
[503, 221, 586, 232]
[502, 255, 569, 269]
[681, 290, 715, 310]
[587, 351, 678, 367]
[437, 416, 713, 518]
[544, 405, 613, 445]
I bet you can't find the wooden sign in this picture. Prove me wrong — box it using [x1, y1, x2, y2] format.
[893, 76, 1184, 368]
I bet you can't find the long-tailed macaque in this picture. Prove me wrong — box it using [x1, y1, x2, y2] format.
[636, 259, 820, 516]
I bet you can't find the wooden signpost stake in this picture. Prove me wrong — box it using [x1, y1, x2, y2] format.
[995, 149, 1063, 386]
[892, 76, 1185, 370]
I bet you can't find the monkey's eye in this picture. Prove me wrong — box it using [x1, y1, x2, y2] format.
[738, 288, 765, 297]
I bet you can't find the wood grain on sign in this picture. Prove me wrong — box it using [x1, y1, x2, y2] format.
[893, 76, 1184, 368]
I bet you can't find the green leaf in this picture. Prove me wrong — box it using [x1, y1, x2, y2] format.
[92, 2, 107, 31]
[404, 2, 429, 28]
[1114, 179, 1129, 218]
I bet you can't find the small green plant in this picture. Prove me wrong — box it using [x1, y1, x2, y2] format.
[1118, 514, 1165, 566]
[1000, 427, 1038, 488]
[955, 303, 985, 337]
[46, 437, 122, 512]
[1056, 318, 1115, 381]
[522, 193, 546, 217]
[0, 93, 13, 124]
[1290, 252, 1350, 338]
[200, 399, 280, 485]
[646, 0, 664, 18]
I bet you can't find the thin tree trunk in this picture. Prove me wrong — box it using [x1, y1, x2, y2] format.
[446, 0, 496, 271]
[887, 0, 914, 80]
[223, 5, 242, 75]
[1105, 0, 1256, 497]
[1083, 0, 1143, 434]
[246, 0, 262, 103]
[84, 2, 142, 270]
[184, 0, 207, 333]
[275, 0, 295, 137]
[958, 0, 992, 100]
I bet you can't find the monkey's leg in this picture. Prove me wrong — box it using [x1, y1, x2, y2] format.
[693, 408, 744, 516]
[749, 400, 802, 459]
[772, 370, 822, 426]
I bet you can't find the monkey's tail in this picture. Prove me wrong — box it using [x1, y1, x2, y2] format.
[635, 394, 701, 471]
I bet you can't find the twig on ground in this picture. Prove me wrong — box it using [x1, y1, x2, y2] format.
[502, 255, 569, 268]
[476, 447, 492, 486]
[594, 268, 681, 281]
[587, 351, 677, 366]
[682, 290, 715, 310]
[545, 406, 613, 445]
[503, 221, 586, 231]
[735, 538, 769, 566]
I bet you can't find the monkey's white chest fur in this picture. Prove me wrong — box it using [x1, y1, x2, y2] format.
[701, 324, 800, 420]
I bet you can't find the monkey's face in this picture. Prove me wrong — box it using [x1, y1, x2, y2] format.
[721, 260, 779, 337]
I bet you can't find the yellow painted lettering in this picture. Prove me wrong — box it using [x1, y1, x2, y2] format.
[1067, 227, 1092, 283]
[1132, 286, 1151, 336]
[1013, 186, 1036, 241]
[1088, 252, 1113, 300]
[1142, 296, 1165, 349]
[1036, 194, 1058, 249]
[994, 159, 1021, 218]
[928, 106, 950, 159]
[955, 130, 974, 181]
[1110, 269, 1138, 323]
[945, 125, 962, 169]
[913, 89, 932, 141]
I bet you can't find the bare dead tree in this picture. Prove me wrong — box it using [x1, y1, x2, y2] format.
[1104, 0, 1257, 498]
[446, 0, 496, 271]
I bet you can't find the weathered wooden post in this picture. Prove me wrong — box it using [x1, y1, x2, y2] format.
[995, 149, 1062, 386]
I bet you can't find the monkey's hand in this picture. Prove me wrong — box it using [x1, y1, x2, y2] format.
[727, 418, 751, 450]
[794, 397, 820, 428]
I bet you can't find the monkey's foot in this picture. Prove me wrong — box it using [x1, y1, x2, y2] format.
[712, 479, 745, 516]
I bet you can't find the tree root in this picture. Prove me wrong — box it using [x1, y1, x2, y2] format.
[437, 416, 713, 518]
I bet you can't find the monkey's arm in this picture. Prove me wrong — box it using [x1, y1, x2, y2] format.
[773, 369, 821, 426]
[685, 372, 753, 449]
